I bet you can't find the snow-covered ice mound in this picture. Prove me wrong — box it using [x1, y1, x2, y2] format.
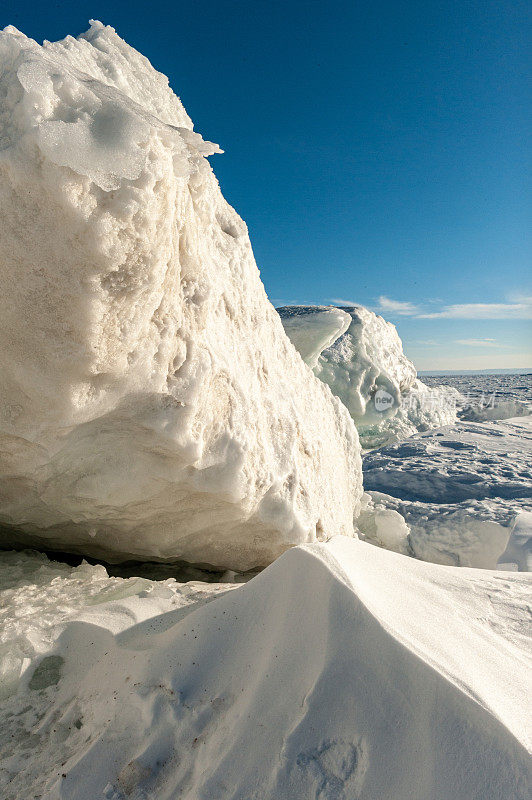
[362, 415, 532, 569]
[0, 23, 361, 570]
[0, 539, 530, 800]
[278, 305, 459, 448]
[276, 306, 352, 369]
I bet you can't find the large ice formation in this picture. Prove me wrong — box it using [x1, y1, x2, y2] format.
[278, 305, 459, 448]
[0, 23, 361, 569]
[1, 539, 530, 800]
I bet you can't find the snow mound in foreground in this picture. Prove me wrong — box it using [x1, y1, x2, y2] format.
[278, 305, 459, 448]
[362, 415, 532, 569]
[0, 540, 530, 800]
[0, 23, 361, 569]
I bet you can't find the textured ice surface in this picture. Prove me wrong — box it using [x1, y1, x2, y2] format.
[424, 372, 532, 421]
[278, 305, 459, 449]
[0, 23, 361, 569]
[277, 306, 351, 369]
[0, 539, 530, 800]
[362, 415, 532, 569]
[0, 549, 234, 701]
[423, 372, 532, 407]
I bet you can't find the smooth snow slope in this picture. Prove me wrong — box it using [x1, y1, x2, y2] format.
[278, 305, 459, 449]
[0, 540, 530, 800]
[0, 23, 361, 569]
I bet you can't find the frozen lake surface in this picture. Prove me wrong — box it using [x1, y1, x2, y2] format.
[423, 371, 532, 415]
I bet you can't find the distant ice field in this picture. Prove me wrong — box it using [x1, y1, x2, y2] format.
[422, 372, 532, 413]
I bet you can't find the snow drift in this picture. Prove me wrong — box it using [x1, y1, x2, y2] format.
[0, 23, 361, 569]
[0, 539, 530, 800]
[278, 305, 459, 448]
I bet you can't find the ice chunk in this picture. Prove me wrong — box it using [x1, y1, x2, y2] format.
[498, 511, 532, 571]
[277, 305, 351, 369]
[0, 23, 361, 569]
[355, 492, 411, 554]
[459, 398, 531, 422]
[279, 305, 460, 448]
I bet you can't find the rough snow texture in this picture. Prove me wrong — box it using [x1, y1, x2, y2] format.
[362, 416, 532, 570]
[0, 540, 530, 800]
[0, 23, 361, 570]
[278, 305, 459, 449]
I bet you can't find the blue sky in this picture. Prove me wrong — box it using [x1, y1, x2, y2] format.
[3, 0, 530, 370]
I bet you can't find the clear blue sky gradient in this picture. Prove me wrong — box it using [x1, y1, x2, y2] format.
[2, 0, 530, 369]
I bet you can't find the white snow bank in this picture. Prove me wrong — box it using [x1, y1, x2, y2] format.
[362, 416, 532, 569]
[0, 539, 530, 800]
[0, 23, 361, 569]
[278, 305, 460, 448]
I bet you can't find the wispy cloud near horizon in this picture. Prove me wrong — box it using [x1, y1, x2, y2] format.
[367, 294, 532, 320]
[376, 295, 420, 315]
[454, 338, 501, 348]
[418, 300, 532, 320]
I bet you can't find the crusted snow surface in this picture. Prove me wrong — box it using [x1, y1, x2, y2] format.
[278, 305, 460, 449]
[0, 539, 530, 800]
[0, 549, 236, 702]
[362, 415, 532, 569]
[0, 23, 361, 570]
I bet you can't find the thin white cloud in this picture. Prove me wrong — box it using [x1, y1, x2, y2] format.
[454, 338, 501, 348]
[377, 296, 419, 315]
[329, 298, 359, 307]
[418, 301, 532, 319]
[508, 293, 532, 305]
[324, 294, 532, 320]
